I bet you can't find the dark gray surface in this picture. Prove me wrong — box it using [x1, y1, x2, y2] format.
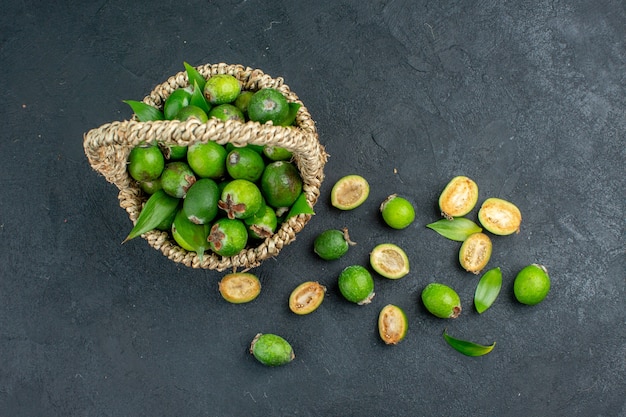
[1, 1, 625, 416]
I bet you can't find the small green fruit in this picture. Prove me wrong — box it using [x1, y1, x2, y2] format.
[514, 264, 550, 305]
[338, 265, 375, 305]
[250, 333, 295, 367]
[380, 194, 415, 229]
[421, 283, 462, 319]
[313, 228, 355, 261]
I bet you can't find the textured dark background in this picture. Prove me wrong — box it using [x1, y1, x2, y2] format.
[1, 1, 625, 416]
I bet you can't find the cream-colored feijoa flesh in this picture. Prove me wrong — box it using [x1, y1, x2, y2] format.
[438, 176, 479, 219]
[459, 232, 492, 274]
[478, 197, 522, 235]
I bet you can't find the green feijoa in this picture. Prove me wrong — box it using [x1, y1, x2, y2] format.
[260, 161, 303, 209]
[278, 102, 302, 126]
[226, 143, 265, 154]
[139, 178, 162, 195]
[127, 145, 165, 182]
[184, 61, 206, 92]
[338, 265, 375, 305]
[244, 204, 277, 239]
[226, 147, 266, 182]
[164, 145, 188, 161]
[208, 103, 245, 122]
[207, 218, 248, 257]
[219, 179, 263, 220]
[426, 217, 483, 242]
[459, 232, 492, 274]
[204, 74, 241, 105]
[378, 304, 408, 345]
[183, 178, 220, 224]
[474, 267, 503, 314]
[250, 333, 295, 367]
[248, 88, 289, 125]
[514, 264, 551, 305]
[443, 330, 495, 357]
[286, 192, 315, 219]
[234, 91, 254, 114]
[161, 162, 197, 198]
[189, 81, 211, 114]
[421, 283, 462, 319]
[174, 104, 208, 123]
[313, 228, 355, 261]
[380, 194, 415, 229]
[163, 88, 192, 120]
[123, 100, 164, 122]
[124, 190, 179, 242]
[187, 141, 228, 179]
[263, 145, 293, 161]
[172, 209, 210, 261]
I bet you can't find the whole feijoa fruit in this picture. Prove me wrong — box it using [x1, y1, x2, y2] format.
[208, 103, 245, 122]
[478, 197, 522, 235]
[380, 194, 415, 229]
[226, 147, 266, 182]
[338, 265, 375, 305]
[127, 145, 165, 182]
[187, 141, 228, 179]
[182, 178, 220, 224]
[207, 218, 248, 257]
[260, 161, 303, 209]
[219, 179, 263, 220]
[313, 228, 355, 261]
[244, 204, 277, 239]
[160, 162, 196, 198]
[247, 88, 289, 125]
[514, 264, 550, 305]
[250, 333, 295, 367]
[421, 283, 462, 319]
[203, 74, 241, 105]
[439, 176, 479, 220]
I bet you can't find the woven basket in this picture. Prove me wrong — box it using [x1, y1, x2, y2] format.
[84, 63, 328, 271]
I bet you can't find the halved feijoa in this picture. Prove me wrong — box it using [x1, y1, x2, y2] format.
[478, 197, 522, 235]
[369, 243, 410, 279]
[438, 176, 479, 219]
[459, 232, 492, 274]
[289, 281, 326, 315]
[378, 304, 408, 345]
[330, 175, 369, 210]
[218, 272, 261, 304]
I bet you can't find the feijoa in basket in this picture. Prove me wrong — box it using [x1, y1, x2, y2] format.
[84, 62, 327, 271]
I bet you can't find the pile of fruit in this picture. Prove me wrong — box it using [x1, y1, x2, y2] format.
[122, 63, 313, 261]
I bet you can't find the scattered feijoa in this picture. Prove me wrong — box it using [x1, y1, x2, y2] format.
[219, 272, 261, 304]
[478, 197, 522, 235]
[250, 333, 295, 367]
[378, 304, 408, 345]
[459, 232, 492, 274]
[330, 175, 369, 210]
[338, 265, 375, 305]
[313, 228, 355, 261]
[289, 281, 326, 315]
[514, 264, 550, 305]
[369, 243, 410, 279]
[421, 283, 462, 319]
[380, 194, 415, 229]
[439, 176, 479, 220]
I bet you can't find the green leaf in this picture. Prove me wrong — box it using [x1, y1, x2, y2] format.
[123, 100, 164, 122]
[190, 80, 211, 114]
[286, 192, 315, 219]
[426, 217, 482, 241]
[184, 61, 206, 91]
[474, 267, 503, 313]
[443, 329, 495, 357]
[123, 190, 180, 242]
[278, 102, 302, 126]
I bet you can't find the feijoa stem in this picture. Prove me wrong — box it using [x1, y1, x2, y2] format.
[474, 267, 503, 313]
[443, 329, 495, 357]
[124, 190, 180, 243]
[426, 217, 483, 242]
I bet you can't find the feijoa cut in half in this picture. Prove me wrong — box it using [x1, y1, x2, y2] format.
[439, 176, 479, 220]
[378, 304, 408, 345]
[331, 175, 370, 210]
[289, 281, 326, 315]
[459, 232, 492, 274]
[478, 197, 522, 235]
[219, 272, 261, 304]
[369, 243, 410, 279]
[250, 333, 295, 367]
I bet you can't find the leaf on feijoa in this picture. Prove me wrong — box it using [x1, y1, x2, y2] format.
[123, 190, 180, 243]
[190, 80, 211, 114]
[123, 100, 164, 122]
[443, 329, 495, 357]
[426, 217, 482, 241]
[286, 192, 314, 219]
[474, 267, 502, 314]
[184, 61, 206, 91]
[278, 102, 302, 126]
